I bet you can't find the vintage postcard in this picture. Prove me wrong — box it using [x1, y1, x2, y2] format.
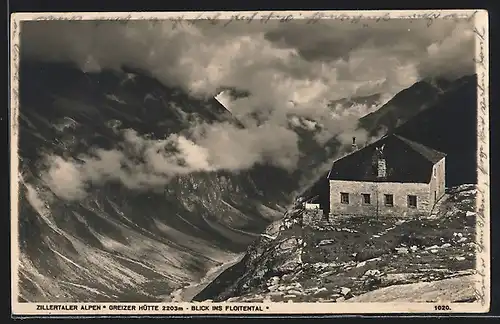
[10, 9, 490, 316]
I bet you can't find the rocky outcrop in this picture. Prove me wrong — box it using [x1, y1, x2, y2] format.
[193, 184, 478, 303]
[193, 206, 307, 301]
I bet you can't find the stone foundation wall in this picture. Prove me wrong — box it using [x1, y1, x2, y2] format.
[303, 209, 326, 227]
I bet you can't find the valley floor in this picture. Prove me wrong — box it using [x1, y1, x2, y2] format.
[168, 254, 245, 302]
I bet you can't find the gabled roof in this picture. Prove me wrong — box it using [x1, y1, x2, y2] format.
[394, 135, 446, 163]
[327, 134, 446, 183]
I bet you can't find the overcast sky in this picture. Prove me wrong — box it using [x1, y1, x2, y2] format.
[21, 17, 475, 98]
[19, 17, 477, 200]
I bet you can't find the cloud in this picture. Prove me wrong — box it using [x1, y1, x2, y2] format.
[20, 17, 475, 107]
[20, 17, 476, 199]
[41, 155, 88, 200]
[194, 122, 300, 171]
[417, 22, 476, 78]
[263, 18, 475, 80]
[40, 123, 300, 200]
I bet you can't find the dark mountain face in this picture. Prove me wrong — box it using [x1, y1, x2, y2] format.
[392, 74, 478, 187]
[17, 61, 299, 302]
[358, 76, 456, 136]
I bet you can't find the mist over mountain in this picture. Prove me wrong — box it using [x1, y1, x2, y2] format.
[14, 17, 477, 302]
[17, 58, 386, 301]
[17, 61, 297, 301]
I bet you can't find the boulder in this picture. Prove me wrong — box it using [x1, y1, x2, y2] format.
[268, 276, 280, 286]
[363, 269, 382, 277]
[287, 289, 303, 295]
[268, 284, 279, 292]
[395, 247, 409, 254]
[356, 261, 367, 268]
[279, 238, 299, 251]
[312, 287, 329, 297]
[276, 257, 302, 273]
[340, 287, 351, 296]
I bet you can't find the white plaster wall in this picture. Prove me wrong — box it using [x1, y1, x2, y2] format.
[429, 157, 446, 204]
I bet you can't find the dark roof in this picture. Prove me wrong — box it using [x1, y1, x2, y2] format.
[394, 135, 446, 163]
[327, 134, 446, 183]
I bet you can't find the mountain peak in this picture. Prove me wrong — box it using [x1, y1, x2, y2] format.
[358, 73, 477, 137]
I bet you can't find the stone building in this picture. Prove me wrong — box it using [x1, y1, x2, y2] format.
[327, 134, 446, 218]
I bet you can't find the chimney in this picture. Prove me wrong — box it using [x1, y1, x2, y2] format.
[351, 136, 358, 151]
[377, 158, 386, 178]
[376, 144, 386, 178]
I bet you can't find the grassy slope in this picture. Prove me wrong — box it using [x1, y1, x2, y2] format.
[194, 184, 478, 303]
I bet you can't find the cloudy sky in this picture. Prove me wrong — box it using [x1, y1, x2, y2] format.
[21, 16, 475, 98]
[19, 15, 476, 200]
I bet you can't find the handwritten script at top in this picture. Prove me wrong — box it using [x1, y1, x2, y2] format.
[31, 11, 480, 29]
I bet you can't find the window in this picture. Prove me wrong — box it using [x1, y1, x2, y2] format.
[408, 195, 417, 208]
[362, 194, 371, 204]
[340, 193, 349, 204]
[384, 194, 394, 207]
[434, 167, 437, 177]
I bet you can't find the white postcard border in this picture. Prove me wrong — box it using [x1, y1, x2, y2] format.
[10, 9, 490, 316]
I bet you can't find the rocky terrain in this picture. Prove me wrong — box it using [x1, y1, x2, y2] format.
[193, 184, 478, 303]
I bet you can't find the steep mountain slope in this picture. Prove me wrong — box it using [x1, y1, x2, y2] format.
[16, 61, 295, 302]
[391, 74, 477, 186]
[358, 76, 455, 136]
